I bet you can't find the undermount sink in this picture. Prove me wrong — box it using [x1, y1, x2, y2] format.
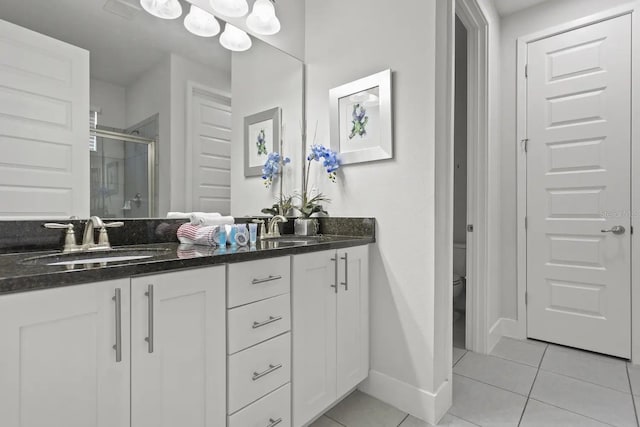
[20, 248, 171, 267]
[269, 235, 322, 245]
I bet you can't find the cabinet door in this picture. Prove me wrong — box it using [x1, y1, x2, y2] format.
[131, 266, 225, 427]
[336, 245, 370, 397]
[0, 280, 130, 427]
[292, 250, 337, 427]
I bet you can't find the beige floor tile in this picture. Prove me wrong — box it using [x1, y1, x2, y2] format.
[325, 390, 407, 427]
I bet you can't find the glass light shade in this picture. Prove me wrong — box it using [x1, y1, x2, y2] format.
[140, 0, 182, 19]
[209, 0, 249, 17]
[246, 0, 280, 35]
[219, 23, 252, 51]
[184, 5, 220, 37]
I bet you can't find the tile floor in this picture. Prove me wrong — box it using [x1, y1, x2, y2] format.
[311, 337, 640, 427]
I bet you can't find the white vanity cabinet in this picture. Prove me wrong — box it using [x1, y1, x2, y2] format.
[131, 266, 226, 427]
[227, 256, 292, 427]
[0, 266, 226, 427]
[0, 279, 131, 427]
[292, 245, 370, 427]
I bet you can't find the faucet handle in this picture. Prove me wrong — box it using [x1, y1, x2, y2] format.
[104, 221, 124, 228]
[44, 223, 78, 252]
[252, 219, 267, 239]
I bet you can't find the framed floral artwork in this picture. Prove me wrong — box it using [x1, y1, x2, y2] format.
[244, 107, 281, 177]
[329, 69, 393, 165]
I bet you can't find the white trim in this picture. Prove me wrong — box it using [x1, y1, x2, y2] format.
[184, 81, 232, 211]
[631, 3, 640, 366]
[489, 318, 524, 351]
[515, 3, 638, 356]
[359, 370, 451, 426]
[454, 0, 491, 355]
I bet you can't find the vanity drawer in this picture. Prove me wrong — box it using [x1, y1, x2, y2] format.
[228, 293, 291, 354]
[228, 383, 291, 427]
[228, 332, 291, 414]
[228, 257, 290, 308]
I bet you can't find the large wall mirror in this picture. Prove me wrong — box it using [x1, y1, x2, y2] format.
[0, 0, 303, 220]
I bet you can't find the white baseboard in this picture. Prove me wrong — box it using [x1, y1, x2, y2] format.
[359, 370, 451, 425]
[488, 318, 525, 353]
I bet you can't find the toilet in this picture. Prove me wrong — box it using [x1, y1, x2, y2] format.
[453, 243, 466, 309]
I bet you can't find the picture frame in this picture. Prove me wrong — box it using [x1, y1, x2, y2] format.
[244, 107, 281, 177]
[329, 69, 393, 165]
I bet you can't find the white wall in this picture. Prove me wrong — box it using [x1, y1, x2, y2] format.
[498, 0, 630, 322]
[305, 0, 445, 422]
[90, 78, 126, 130]
[170, 53, 231, 212]
[230, 40, 303, 216]
[126, 56, 171, 216]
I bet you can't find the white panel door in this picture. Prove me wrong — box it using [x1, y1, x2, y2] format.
[526, 15, 631, 357]
[0, 19, 89, 219]
[0, 280, 130, 427]
[188, 86, 232, 214]
[336, 245, 369, 397]
[131, 266, 226, 427]
[292, 250, 338, 427]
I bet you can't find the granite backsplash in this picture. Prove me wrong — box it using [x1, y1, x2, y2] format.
[0, 217, 375, 254]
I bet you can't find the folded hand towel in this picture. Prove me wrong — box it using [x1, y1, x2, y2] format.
[177, 223, 220, 247]
[189, 212, 222, 225]
[167, 212, 190, 219]
[192, 215, 235, 227]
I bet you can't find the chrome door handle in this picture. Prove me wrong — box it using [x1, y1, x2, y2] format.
[330, 256, 338, 293]
[252, 316, 283, 329]
[252, 275, 282, 285]
[266, 418, 283, 427]
[252, 363, 282, 381]
[112, 288, 122, 363]
[340, 253, 348, 291]
[145, 284, 154, 353]
[601, 225, 626, 235]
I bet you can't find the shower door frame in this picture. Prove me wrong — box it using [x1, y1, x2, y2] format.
[90, 128, 156, 217]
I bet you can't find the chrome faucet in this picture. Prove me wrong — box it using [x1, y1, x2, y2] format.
[44, 216, 124, 252]
[267, 215, 288, 238]
[82, 216, 105, 247]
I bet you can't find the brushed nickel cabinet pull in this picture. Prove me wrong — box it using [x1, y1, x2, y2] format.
[252, 275, 283, 285]
[144, 284, 154, 353]
[252, 316, 283, 329]
[330, 256, 338, 293]
[112, 288, 122, 363]
[340, 253, 349, 291]
[267, 418, 283, 427]
[252, 363, 283, 381]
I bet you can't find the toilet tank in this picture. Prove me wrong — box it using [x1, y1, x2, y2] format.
[453, 242, 466, 277]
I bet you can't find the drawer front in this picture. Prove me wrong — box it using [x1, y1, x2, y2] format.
[228, 333, 291, 414]
[228, 294, 291, 354]
[228, 257, 291, 308]
[228, 383, 291, 427]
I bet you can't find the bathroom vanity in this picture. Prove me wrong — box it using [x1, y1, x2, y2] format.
[0, 219, 373, 427]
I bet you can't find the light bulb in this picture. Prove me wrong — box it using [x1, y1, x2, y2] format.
[219, 23, 252, 52]
[210, 0, 249, 17]
[184, 5, 220, 37]
[246, 0, 280, 35]
[140, 0, 182, 19]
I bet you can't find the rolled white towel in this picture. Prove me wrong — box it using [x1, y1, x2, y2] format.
[189, 212, 222, 225]
[167, 212, 191, 219]
[176, 223, 224, 246]
[192, 215, 235, 227]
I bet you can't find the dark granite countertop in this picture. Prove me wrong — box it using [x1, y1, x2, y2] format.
[0, 234, 374, 294]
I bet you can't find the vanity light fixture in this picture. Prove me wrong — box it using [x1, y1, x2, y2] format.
[210, 0, 249, 18]
[246, 0, 281, 35]
[184, 5, 221, 37]
[219, 23, 252, 51]
[140, 0, 182, 19]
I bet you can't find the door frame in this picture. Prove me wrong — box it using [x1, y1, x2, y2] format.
[453, 0, 491, 355]
[185, 81, 232, 211]
[515, 3, 640, 362]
